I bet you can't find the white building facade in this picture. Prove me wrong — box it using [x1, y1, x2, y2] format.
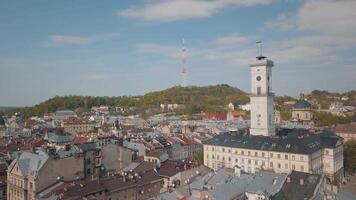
[249, 58, 275, 136]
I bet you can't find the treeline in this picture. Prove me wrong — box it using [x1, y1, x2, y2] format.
[315, 112, 353, 127]
[12, 84, 250, 118]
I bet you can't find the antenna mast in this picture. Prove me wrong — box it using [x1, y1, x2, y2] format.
[256, 41, 266, 60]
[181, 39, 187, 87]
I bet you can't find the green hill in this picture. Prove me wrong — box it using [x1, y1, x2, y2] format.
[13, 84, 249, 118]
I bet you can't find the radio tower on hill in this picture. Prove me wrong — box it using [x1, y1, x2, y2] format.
[181, 39, 187, 87]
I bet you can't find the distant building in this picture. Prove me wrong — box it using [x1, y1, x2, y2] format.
[202, 113, 227, 121]
[239, 103, 251, 111]
[291, 99, 314, 124]
[52, 110, 76, 121]
[62, 117, 92, 135]
[91, 106, 109, 114]
[334, 123, 356, 142]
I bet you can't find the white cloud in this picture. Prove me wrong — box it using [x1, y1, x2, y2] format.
[118, 0, 271, 22]
[42, 35, 92, 47]
[80, 74, 112, 81]
[265, 13, 296, 31]
[214, 34, 249, 46]
[41, 33, 120, 47]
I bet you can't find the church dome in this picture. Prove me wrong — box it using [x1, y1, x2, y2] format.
[293, 99, 312, 109]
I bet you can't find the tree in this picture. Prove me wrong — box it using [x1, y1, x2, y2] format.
[195, 150, 204, 166]
[344, 140, 356, 174]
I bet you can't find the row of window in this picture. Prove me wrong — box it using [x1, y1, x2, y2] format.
[207, 159, 305, 172]
[205, 148, 305, 161]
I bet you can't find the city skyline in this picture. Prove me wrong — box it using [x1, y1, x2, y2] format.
[1, 0, 356, 106]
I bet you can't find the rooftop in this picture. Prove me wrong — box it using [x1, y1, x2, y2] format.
[293, 99, 312, 109]
[204, 131, 341, 154]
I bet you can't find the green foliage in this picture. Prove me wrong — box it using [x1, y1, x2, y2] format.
[280, 108, 292, 121]
[12, 85, 250, 118]
[315, 112, 352, 127]
[195, 150, 204, 165]
[344, 140, 356, 173]
[274, 96, 296, 105]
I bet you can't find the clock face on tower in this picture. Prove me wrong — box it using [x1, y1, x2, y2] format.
[256, 76, 262, 81]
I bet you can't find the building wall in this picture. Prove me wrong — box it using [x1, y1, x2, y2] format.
[292, 109, 314, 121]
[63, 123, 92, 134]
[101, 144, 133, 173]
[7, 156, 84, 200]
[203, 143, 342, 178]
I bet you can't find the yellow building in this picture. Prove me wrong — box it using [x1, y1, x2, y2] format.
[62, 117, 92, 134]
[203, 131, 343, 180]
[291, 99, 314, 124]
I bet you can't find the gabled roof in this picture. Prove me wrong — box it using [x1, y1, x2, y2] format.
[11, 151, 49, 177]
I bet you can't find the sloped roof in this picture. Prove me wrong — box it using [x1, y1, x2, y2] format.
[12, 151, 49, 177]
[293, 99, 312, 109]
[46, 132, 73, 143]
[272, 171, 321, 200]
[204, 131, 341, 154]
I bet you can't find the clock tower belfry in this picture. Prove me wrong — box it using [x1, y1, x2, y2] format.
[249, 42, 275, 136]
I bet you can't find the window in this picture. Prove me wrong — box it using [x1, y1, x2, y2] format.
[212, 147, 214, 151]
[292, 155, 295, 161]
[255, 160, 258, 165]
[300, 156, 304, 161]
[222, 156, 225, 161]
[285, 155, 288, 160]
[228, 149, 231, 153]
[217, 155, 220, 160]
[292, 164, 295, 170]
[278, 163, 281, 168]
[206, 154, 209, 159]
[270, 153, 273, 158]
[212, 155, 215, 159]
[255, 152, 258, 156]
[257, 87, 261, 95]
[262, 152, 265, 157]
[277, 154, 281, 159]
[235, 150, 238, 154]
[228, 157, 231, 162]
[248, 151, 251, 156]
[325, 150, 329, 155]
[235, 158, 238, 163]
[285, 163, 288, 169]
[262, 161, 265, 166]
[241, 150, 244, 155]
[222, 148, 225, 152]
[301, 165, 304, 172]
[270, 162, 273, 167]
[248, 159, 251, 164]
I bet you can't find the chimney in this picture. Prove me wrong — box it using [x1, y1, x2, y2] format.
[287, 177, 291, 183]
[300, 178, 304, 185]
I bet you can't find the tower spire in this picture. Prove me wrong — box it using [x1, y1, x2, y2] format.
[181, 38, 187, 87]
[256, 41, 266, 60]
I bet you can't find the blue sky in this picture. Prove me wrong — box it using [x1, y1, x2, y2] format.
[0, 0, 355, 106]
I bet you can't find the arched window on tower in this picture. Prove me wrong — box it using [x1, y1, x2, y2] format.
[257, 87, 261, 95]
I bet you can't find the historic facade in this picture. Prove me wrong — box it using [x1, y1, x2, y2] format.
[203, 55, 344, 180]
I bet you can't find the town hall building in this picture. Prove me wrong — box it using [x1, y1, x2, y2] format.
[203, 55, 344, 180]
